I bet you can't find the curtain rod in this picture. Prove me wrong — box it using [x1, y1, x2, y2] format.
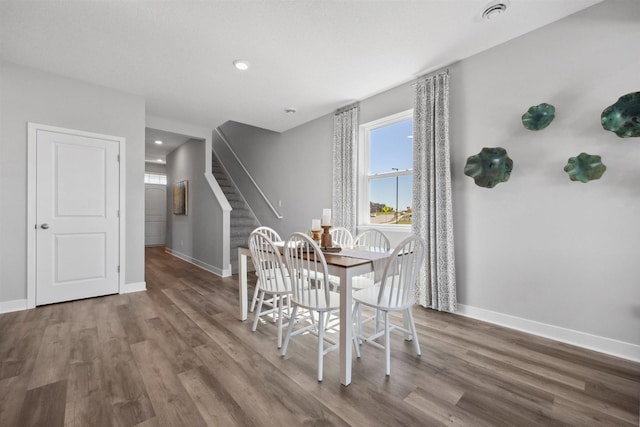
[334, 102, 360, 115]
[334, 65, 450, 112]
[411, 68, 450, 86]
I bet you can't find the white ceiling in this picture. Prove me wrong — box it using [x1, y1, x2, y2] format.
[1, 0, 602, 137]
[145, 128, 195, 163]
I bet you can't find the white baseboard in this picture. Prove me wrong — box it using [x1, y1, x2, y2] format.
[165, 248, 231, 277]
[120, 281, 147, 294]
[0, 299, 28, 314]
[456, 304, 640, 363]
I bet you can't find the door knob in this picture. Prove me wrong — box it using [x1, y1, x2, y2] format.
[40, 224, 49, 229]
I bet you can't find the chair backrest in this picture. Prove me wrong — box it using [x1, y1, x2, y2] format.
[252, 226, 282, 242]
[284, 232, 334, 309]
[330, 227, 353, 247]
[248, 231, 289, 294]
[354, 229, 391, 252]
[376, 235, 426, 310]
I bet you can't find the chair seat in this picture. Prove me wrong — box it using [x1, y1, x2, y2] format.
[257, 276, 291, 294]
[329, 275, 375, 291]
[292, 290, 340, 312]
[353, 283, 412, 312]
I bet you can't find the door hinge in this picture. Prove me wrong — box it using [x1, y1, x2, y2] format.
[117, 154, 120, 162]
[117, 210, 120, 218]
[117, 265, 120, 273]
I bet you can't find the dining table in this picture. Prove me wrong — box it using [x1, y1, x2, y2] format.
[237, 243, 392, 386]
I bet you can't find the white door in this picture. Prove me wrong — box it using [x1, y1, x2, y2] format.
[35, 129, 120, 305]
[145, 184, 166, 246]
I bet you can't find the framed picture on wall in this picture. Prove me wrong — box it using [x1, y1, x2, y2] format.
[173, 180, 188, 215]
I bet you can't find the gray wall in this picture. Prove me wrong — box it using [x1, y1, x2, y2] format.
[145, 162, 167, 174]
[0, 60, 146, 302]
[448, 0, 640, 345]
[214, 1, 640, 347]
[166, 139, 223, 270]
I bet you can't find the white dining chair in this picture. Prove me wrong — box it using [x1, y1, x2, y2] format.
[354, 229, 391, 252]
[281, 232, 355, 382]
[248, 230, 291, 349]
[347, 229, 392, 292]
[326, 227, 354, 291]
[352, 235, 426, 376]
[330, 226, 354, 247]
[249, 226, 282, 313]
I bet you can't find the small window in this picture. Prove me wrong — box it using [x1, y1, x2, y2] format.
[359, 110, 413, 226]
[144, 173, 167, 185]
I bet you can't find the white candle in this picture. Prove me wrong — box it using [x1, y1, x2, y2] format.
[321, 208, 331, 226]
[311, 219, 321, 231]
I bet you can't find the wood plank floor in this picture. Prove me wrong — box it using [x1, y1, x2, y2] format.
[1, 246, 638, 426]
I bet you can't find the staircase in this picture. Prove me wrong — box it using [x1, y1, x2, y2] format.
[212, 154, 259, 273]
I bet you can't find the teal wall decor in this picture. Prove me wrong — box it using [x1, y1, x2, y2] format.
[464, 147, 513, 188]
[601, 91, 640, 138]
[564, 153, 606, 183]
[522, 103, 555, 130]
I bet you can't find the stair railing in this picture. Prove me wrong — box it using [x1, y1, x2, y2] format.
[215, 127, 284, 219]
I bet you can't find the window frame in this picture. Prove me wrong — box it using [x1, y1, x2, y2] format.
[357, 109, 413, 232]
[144, 173, 167, 185]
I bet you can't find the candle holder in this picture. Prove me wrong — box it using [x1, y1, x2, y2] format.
[311, 229, 321, 244]
[321, 225, 333, 248]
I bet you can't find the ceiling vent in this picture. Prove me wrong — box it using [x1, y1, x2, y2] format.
[482, 1, 509, 20]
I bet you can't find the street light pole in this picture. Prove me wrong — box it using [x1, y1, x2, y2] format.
[392, 168, 399, 224]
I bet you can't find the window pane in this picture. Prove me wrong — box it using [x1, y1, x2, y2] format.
[369, 174, 412, 225]
[144, 173, 167, 185]
[369, 118, 413, 174]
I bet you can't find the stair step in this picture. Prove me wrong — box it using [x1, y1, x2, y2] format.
[232, 210, 254, 219]
[232, 219, 256, 226]
[229, 200, 245, 209]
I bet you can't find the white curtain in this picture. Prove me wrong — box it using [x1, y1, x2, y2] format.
[412, 72, 457, 312]
[332, 104, 359, 236]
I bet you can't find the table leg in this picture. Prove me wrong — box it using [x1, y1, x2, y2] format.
[339, 268, 353, 386]
[238, 248, 248, 321]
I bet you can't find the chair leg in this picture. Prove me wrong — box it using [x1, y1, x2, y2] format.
[352, 309, 361, 359]
[272, 295, 278, 323]
[353, 302, 363, 345]
[277, 296, 284, 349]
[250, 284, 260, 313]
[252, 291, 265, 332]
[407, 308, 421, 356]
[384, 311, 391, 376]
[317, 311, 325, 382]
[352, 302, 362, 348]
[281, 305, 298, 356]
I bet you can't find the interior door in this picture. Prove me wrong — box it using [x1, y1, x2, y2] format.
[36, 129, 120, 305]
[145, 184, 166, 246]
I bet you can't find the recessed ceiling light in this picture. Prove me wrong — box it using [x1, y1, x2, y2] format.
[154, 140, 163, 145]
[284, 108, 297, 114]
[482, 0, 509, 20]
[233, 60, 250, 71]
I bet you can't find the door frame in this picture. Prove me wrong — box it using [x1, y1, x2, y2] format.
[27, 123, 126, 309]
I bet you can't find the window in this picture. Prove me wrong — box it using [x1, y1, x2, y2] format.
[359, 110, 413, 227]
[144, 173, 167, 185]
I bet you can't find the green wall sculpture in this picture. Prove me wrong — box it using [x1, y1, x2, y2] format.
[522, 103, 555, 130]
[601, 91, 640, 138]
[564, 153, 606, 183]
[464, 147, 513, 188]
